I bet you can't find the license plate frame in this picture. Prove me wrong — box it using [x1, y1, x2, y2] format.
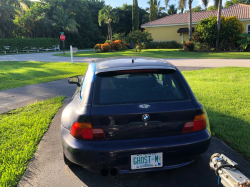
[131, 152, 163, 170]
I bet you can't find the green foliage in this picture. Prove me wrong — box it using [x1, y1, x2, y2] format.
[191, 5, 204, 12]
[183, 41, 195, 51]
[168, 4, 177, 15]
[145, 41, 182, 49]
[207, 5, 217, 11]
[237, 33, 250, 51]
[132, 0, 139, 30]
[195, 16, 244, 50]
[98, 5, 119, 41]
[0, 38, 59, 52]
[149, 0, 157, 21]
[126, 30, 153, 52]
[0, 96, 65, 186]
[113, 33, 126, 41]
[52, 7, 78, 33]
[224, 0, 248, 8]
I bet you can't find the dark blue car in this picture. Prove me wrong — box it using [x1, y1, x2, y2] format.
[61, 57, 211, 176]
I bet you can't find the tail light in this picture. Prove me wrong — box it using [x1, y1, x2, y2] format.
[182, 114, 207, 134]
[70, 122, 105, 140]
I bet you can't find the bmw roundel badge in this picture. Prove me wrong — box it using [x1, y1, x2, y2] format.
[142, 114, 150, 121]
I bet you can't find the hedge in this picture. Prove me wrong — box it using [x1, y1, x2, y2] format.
[145, 41, 182, 49]
[0, 38, 60, 52]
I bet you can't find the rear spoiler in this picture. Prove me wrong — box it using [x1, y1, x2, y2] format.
[95, 66, 176, 75]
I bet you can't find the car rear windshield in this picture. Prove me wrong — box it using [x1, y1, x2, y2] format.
[93, 70, 190, 105]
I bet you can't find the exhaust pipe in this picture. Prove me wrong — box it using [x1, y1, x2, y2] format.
[110, 168, 119, 177]
[100, 168, 109, 176]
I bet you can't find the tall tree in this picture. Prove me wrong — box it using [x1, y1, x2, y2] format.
[178, 1, 185, 13]
[149, 0, 156, 21]
[52, 7, 78, 33]
[156, 0, 167, 18]
[168, 4, 177, 15]
[216, 0, 222, 49]
[202, 0, 209, 9]
[132, 0, 139, 30]
[179, 0, 193, 41]
[98, 5, 119, 41]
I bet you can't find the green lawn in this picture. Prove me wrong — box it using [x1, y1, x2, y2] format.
[54, 49, 250, 59]
[183, 67, 250, 161]
[0, 96, 65, 187]
[0, 61, 88, 91]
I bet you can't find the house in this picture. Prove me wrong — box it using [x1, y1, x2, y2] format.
[141, 4, 250, 43]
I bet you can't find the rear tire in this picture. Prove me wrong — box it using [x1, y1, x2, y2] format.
[63, 154, 74, 166]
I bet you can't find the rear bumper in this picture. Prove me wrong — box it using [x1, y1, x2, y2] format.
[61, 126, 211, 174]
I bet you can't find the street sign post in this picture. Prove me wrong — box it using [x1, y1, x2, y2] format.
[60, 32, 65, 55]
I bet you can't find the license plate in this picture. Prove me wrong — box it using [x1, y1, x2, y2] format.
[131, 152, 163, 170]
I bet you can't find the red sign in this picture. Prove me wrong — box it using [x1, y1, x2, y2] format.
[60, 34, 65, 41]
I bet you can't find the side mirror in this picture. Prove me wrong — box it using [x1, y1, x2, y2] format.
[68, 76, 80, 87]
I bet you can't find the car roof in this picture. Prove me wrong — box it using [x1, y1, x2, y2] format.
[93, 57, 176, 74]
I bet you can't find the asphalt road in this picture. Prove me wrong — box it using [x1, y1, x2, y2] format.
[18, 97, 250, 187]
[0, 50, 250, 67]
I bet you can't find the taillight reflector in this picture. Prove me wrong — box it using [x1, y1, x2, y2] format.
[182, 114, 207, 134]
[70, 122, 105, 140]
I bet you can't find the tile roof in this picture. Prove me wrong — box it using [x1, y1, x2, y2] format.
[141, 4, 250, 27]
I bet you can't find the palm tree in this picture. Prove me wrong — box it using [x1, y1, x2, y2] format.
[98, 6, 119, 41]
[168, 4, 177, 15]
[52, 7, 78, 33]
[156, 0, 166, 18]
[177, 1, 185, 13]
[216, 0, 222, 49]
[179, 0, 193, 41]
[202, 0, 209, 10]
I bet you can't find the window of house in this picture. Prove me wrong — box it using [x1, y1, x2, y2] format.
[248, 25, 250, 34]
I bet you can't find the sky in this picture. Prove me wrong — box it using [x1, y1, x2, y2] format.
[104, 0, 227, 11]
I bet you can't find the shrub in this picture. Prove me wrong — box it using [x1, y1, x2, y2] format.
[126, 30, 153, 52]
[237, 33, 250, 52]
[0, 38, 59, 53]
[110, 40, 122, 51]
[101, 43, 111, 52]
[105, 40, 111, 44]
[125, 43, 130, 49]
[94, 44, 102, 52]
[145, 41, 182, 49]
[113, 33, 126, 41]
[195, 42, 210, 52]
[196, 16, 244, 50]
[183, 41, 195, 51]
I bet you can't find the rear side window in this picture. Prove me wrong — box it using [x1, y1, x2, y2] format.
[93, 70, 190, 105]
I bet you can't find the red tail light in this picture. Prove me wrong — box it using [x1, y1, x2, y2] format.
[70, 122, 105, 140]
[182, 114, 207, 134]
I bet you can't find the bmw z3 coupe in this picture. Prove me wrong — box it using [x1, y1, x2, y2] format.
[61, 57, 211, 176]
